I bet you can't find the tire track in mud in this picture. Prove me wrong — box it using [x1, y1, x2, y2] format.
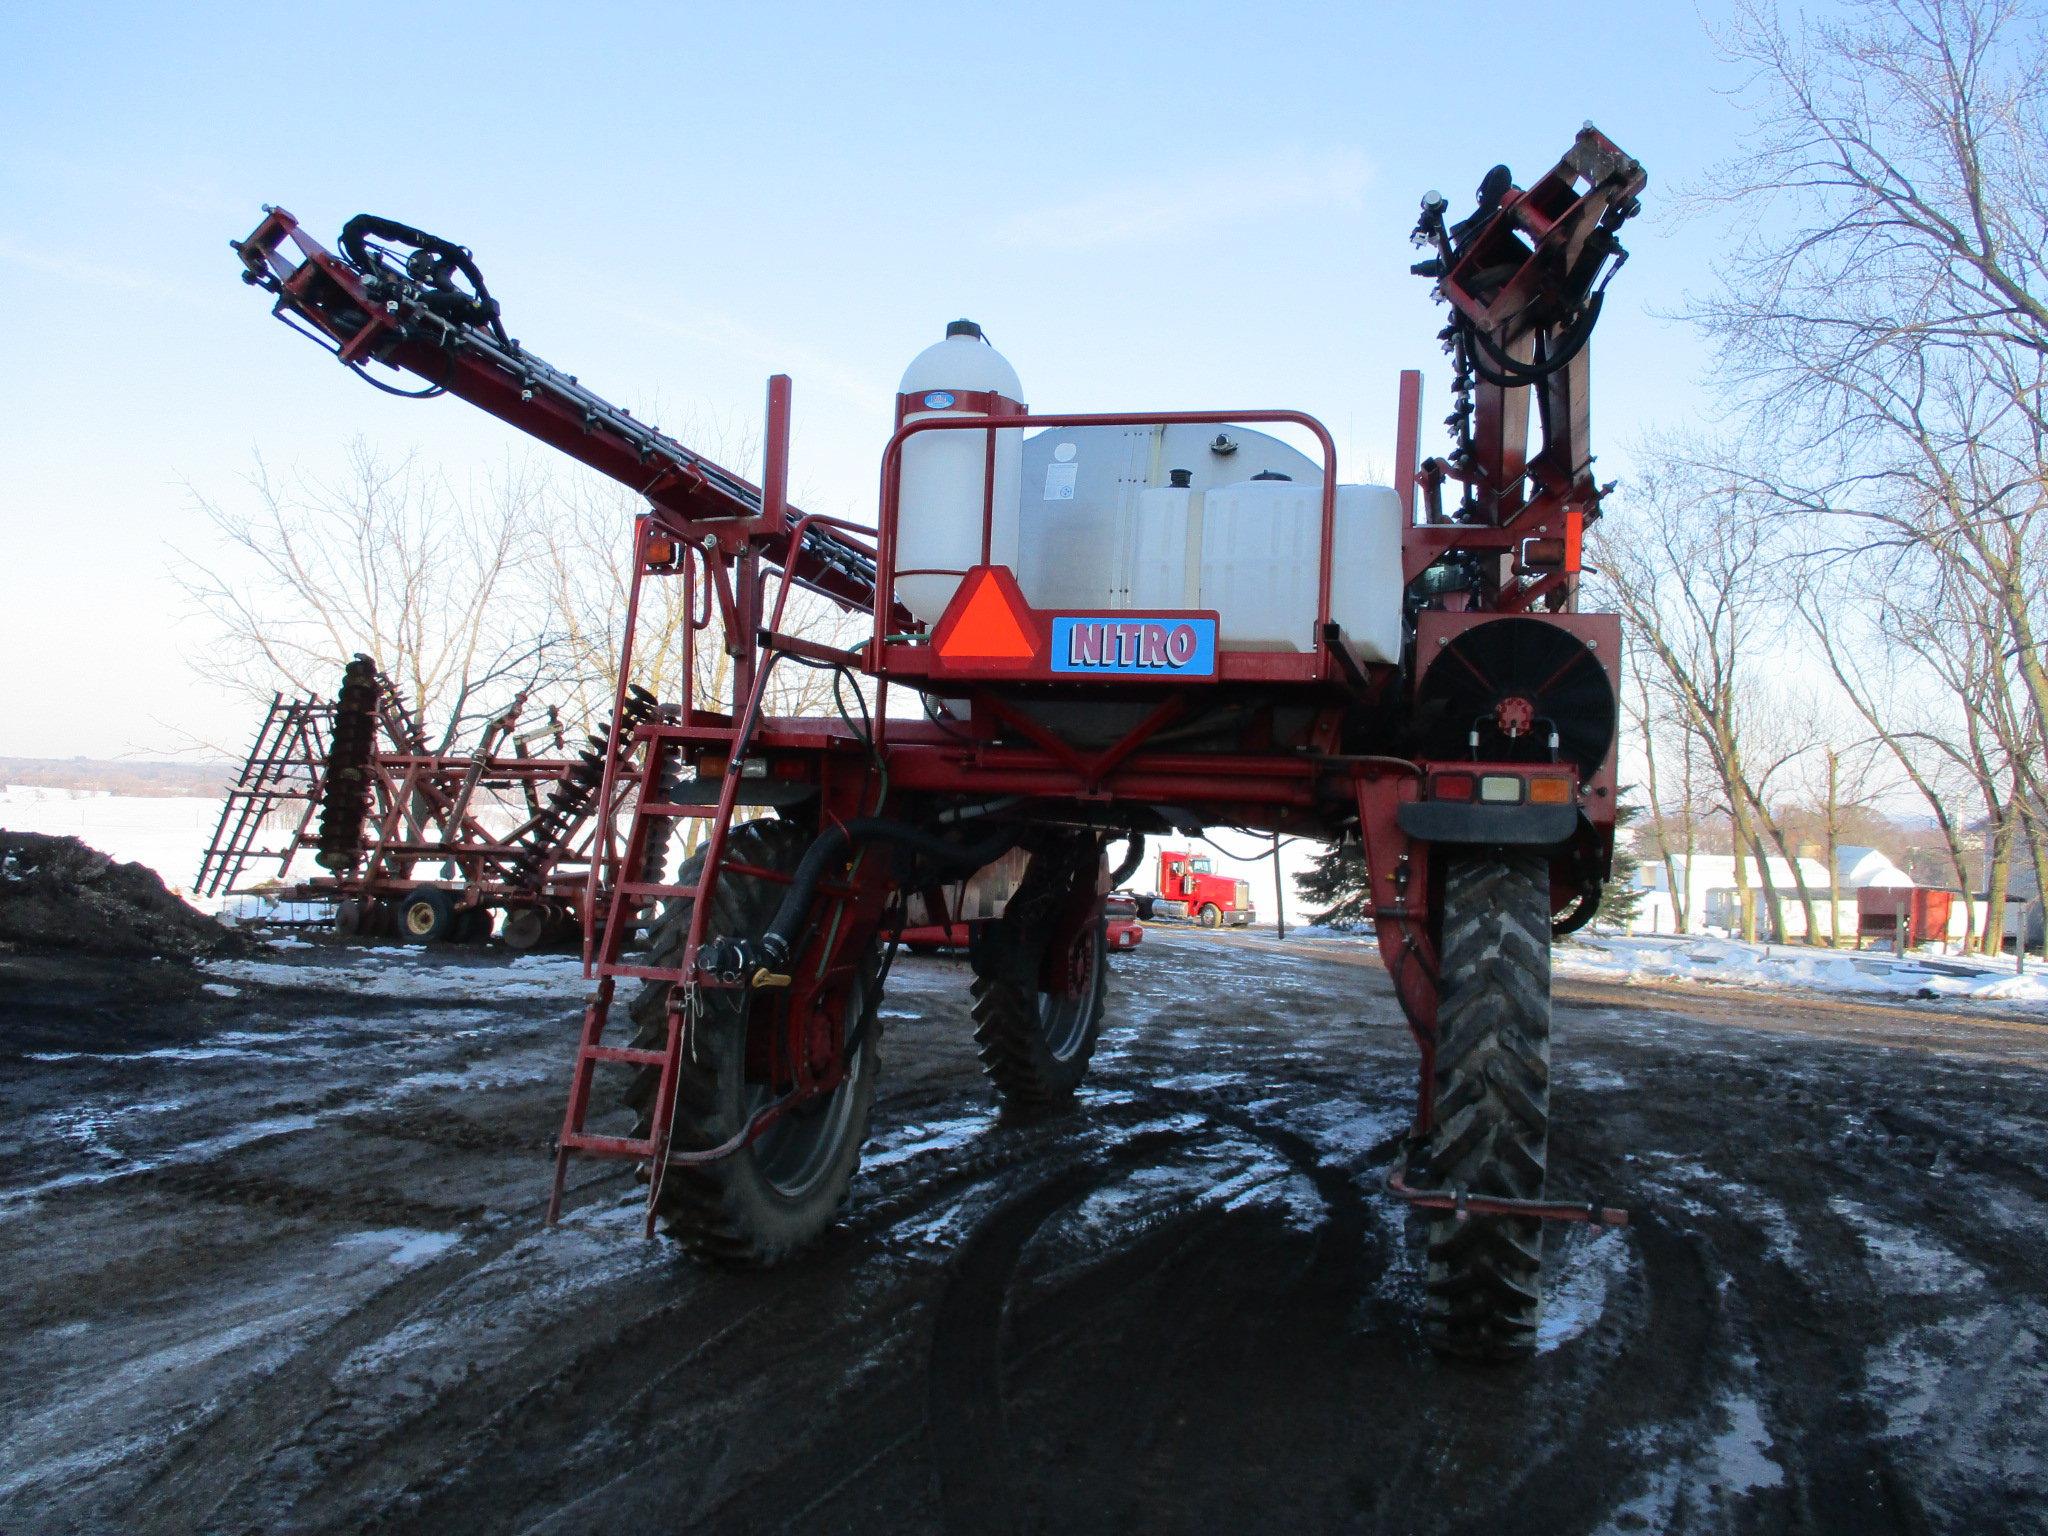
[133, 1171, 632, 1532]
[925, 1085, 1395, 1536]
[924, 1127, 1207, 1535]
[353, 1100, 1204, 1532]
[20, 936, 2048, 1534]
[181, 1094, 1213, 1533]
[1577, 1045, 2047, 1534]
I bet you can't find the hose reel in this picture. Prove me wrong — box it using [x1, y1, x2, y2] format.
[1411, 618, 1614, 775]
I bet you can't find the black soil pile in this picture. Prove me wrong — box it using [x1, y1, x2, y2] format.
[0, 831, 250, 960]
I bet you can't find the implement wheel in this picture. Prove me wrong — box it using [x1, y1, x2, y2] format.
[1418, 850, 1552, 1361]
[399, 887, 458, 943]
[624, 819, 882, 1266]
[969, 838, 1109, 1110]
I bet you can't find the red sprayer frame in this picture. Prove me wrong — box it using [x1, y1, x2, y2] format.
[228, 126, 1643, 1238]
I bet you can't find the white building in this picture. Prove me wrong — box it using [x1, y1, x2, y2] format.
[1626, 847, 1912, 940]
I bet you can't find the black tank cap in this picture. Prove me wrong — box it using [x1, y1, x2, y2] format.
[1168, 468, 1193, 488]
[946, 319, 984, 339]
[1251, 470, 1294, 481]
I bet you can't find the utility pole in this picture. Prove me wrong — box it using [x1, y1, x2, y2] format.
[1272, 832, 1287, 940]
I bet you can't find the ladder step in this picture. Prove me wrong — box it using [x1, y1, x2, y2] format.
[595, 962, 747, 987]
[582, 1044, 667, 1066]
[557, 1130, 657, 1159]
[597, 962, 690, 983]
[617, 880, 703, 900]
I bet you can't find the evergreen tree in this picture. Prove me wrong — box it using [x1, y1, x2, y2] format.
[1295, 836, 1373, 929]
[1599, 798, 1644, 929]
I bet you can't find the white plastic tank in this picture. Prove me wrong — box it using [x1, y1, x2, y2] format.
[1125, 475, 1205, 609]
[896, 320, 1024, 625]
[1198, 479, 1404, 663]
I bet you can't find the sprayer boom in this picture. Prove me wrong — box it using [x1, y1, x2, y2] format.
[232, 208, 881, 613]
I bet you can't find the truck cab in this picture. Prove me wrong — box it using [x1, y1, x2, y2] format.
[1146, 849, 1254, 928]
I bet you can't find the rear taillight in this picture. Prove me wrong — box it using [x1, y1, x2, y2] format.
[1432, 772, 1475, 801]
[1528, 776, 1573, 805]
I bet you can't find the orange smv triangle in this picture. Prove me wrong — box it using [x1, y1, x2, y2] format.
[935, 566, 1037, 662]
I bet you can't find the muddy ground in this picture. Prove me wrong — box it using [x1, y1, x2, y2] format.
[2, 928, 2046, 1535]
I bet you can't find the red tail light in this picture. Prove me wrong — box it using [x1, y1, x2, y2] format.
[1432, 772, 1476, 801]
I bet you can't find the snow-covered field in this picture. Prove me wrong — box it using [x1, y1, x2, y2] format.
[0, 785, 224, 903]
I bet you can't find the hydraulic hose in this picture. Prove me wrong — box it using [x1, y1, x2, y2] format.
[1108, 833, 1146, 889]
[715, 820, 1019, 981]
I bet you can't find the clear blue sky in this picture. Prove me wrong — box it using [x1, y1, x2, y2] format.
[1, 1, 1748, 758]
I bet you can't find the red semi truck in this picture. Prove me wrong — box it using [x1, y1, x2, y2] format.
[1130, 849, 1254, 929]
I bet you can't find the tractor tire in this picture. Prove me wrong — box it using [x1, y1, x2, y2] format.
[399, 887, 458, 943]
[1418, 850, 1552, 1361]
[970, 899, 1109, 1110]
[1196, 903, 1222, 929]
[623, 818, 883, 1266]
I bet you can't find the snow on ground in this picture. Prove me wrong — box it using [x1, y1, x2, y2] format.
[1555, 933, 2048, 1012]
[202, 948, 590, 1001]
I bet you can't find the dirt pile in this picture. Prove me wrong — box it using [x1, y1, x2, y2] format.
[0, 831, 250, 960]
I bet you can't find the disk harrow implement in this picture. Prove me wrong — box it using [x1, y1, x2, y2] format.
[234, 125, 1646, 1356]
[201, 659, 658, 949]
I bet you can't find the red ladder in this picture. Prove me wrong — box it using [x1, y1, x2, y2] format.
[546, 508, 886, 1233]
[545, 680, 780, 1232]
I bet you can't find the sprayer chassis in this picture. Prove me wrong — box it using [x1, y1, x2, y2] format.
[231, 125, 1644, 1348]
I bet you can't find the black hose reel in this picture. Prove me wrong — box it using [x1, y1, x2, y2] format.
[1411, 617, 1615, 775]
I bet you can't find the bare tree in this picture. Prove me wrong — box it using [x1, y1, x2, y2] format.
[1684, 0, 2048, 862]
[1593, 457, 1820, 941]
[180, 441, 565, 750]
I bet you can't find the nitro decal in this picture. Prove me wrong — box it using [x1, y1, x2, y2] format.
[1050, 617, 1217, 678]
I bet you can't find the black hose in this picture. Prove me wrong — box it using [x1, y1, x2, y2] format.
[1108, 833, 1146, 889]
[1461, 293, 1601, 387]
[338, 214, 510, 346]
[754, 820, 1018, 968]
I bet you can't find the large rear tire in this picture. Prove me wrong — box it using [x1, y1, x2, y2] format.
[1418, 849, 1552, 1361]
[623, 819, 882, 1266]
